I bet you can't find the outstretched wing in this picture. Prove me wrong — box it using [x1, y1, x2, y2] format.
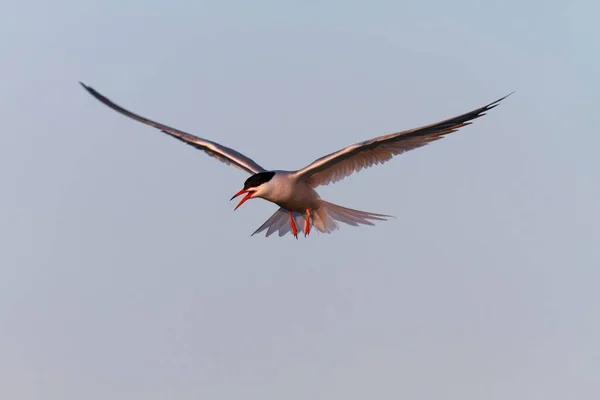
[80, 82, 266, 175]
[295, 93, 512, 187]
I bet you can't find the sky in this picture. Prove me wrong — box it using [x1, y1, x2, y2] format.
[1, 1, 599, 399]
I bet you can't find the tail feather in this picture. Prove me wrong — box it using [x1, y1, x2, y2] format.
[267, 211, 286, 236]
[251, 208, 284, 237]
[251, 208, 305, 237]
[251, 200, 392, 237]
[313, 200, 392, 233]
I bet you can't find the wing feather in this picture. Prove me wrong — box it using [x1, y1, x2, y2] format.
[80, 82, 265, 175]
[295, 93, 512, 187]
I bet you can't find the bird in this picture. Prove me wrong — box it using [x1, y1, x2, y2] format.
[80, 82, 511, 238]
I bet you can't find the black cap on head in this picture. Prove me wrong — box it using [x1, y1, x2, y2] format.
[244, 171, 275, 190]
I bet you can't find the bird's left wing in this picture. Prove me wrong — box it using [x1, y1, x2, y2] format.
[80, 82, 266, 175]
[294, 93, 512, 187]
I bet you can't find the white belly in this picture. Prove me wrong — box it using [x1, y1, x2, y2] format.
[260, 172, 321, 211]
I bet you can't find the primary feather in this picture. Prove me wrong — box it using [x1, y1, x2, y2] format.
[295, 93, 513, 187]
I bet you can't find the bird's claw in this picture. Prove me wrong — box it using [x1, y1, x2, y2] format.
[303, 208, 312, 238]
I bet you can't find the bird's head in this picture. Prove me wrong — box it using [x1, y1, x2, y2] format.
[230, 171, 276, 210]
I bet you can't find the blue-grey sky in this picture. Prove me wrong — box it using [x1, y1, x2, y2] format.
[2, 1, 598, 399]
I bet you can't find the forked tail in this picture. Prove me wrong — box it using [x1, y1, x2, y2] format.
[251, 200, 392, 237]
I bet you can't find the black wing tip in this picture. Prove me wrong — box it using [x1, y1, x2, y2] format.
[488, 91, 515, 108]
[79, 81, 100, 97]
[78, 82, 116, 109]
[475, 91, 514, 117]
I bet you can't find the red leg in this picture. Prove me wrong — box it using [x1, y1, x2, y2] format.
[289, 210, 298, 239]
[304, 209, 312, 237]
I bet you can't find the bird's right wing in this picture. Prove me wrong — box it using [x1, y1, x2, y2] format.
[295, 93, 511, 187]
[80, 82, 266, 175]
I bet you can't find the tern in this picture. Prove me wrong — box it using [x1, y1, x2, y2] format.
[80, 82, 510, 238]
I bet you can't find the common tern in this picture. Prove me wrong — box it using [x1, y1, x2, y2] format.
[80, 82, 510, 238]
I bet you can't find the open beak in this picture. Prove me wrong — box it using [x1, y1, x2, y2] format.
[230, 189, 255, 210]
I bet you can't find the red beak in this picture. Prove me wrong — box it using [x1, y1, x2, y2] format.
[230, 189, 255, 210]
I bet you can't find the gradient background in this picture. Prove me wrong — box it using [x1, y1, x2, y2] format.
[1, 1, 598, 399]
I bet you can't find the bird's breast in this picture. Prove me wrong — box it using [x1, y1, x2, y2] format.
[264, 174, 320, 211]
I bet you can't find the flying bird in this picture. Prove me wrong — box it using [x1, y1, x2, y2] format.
[80, 82, 510, 238]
